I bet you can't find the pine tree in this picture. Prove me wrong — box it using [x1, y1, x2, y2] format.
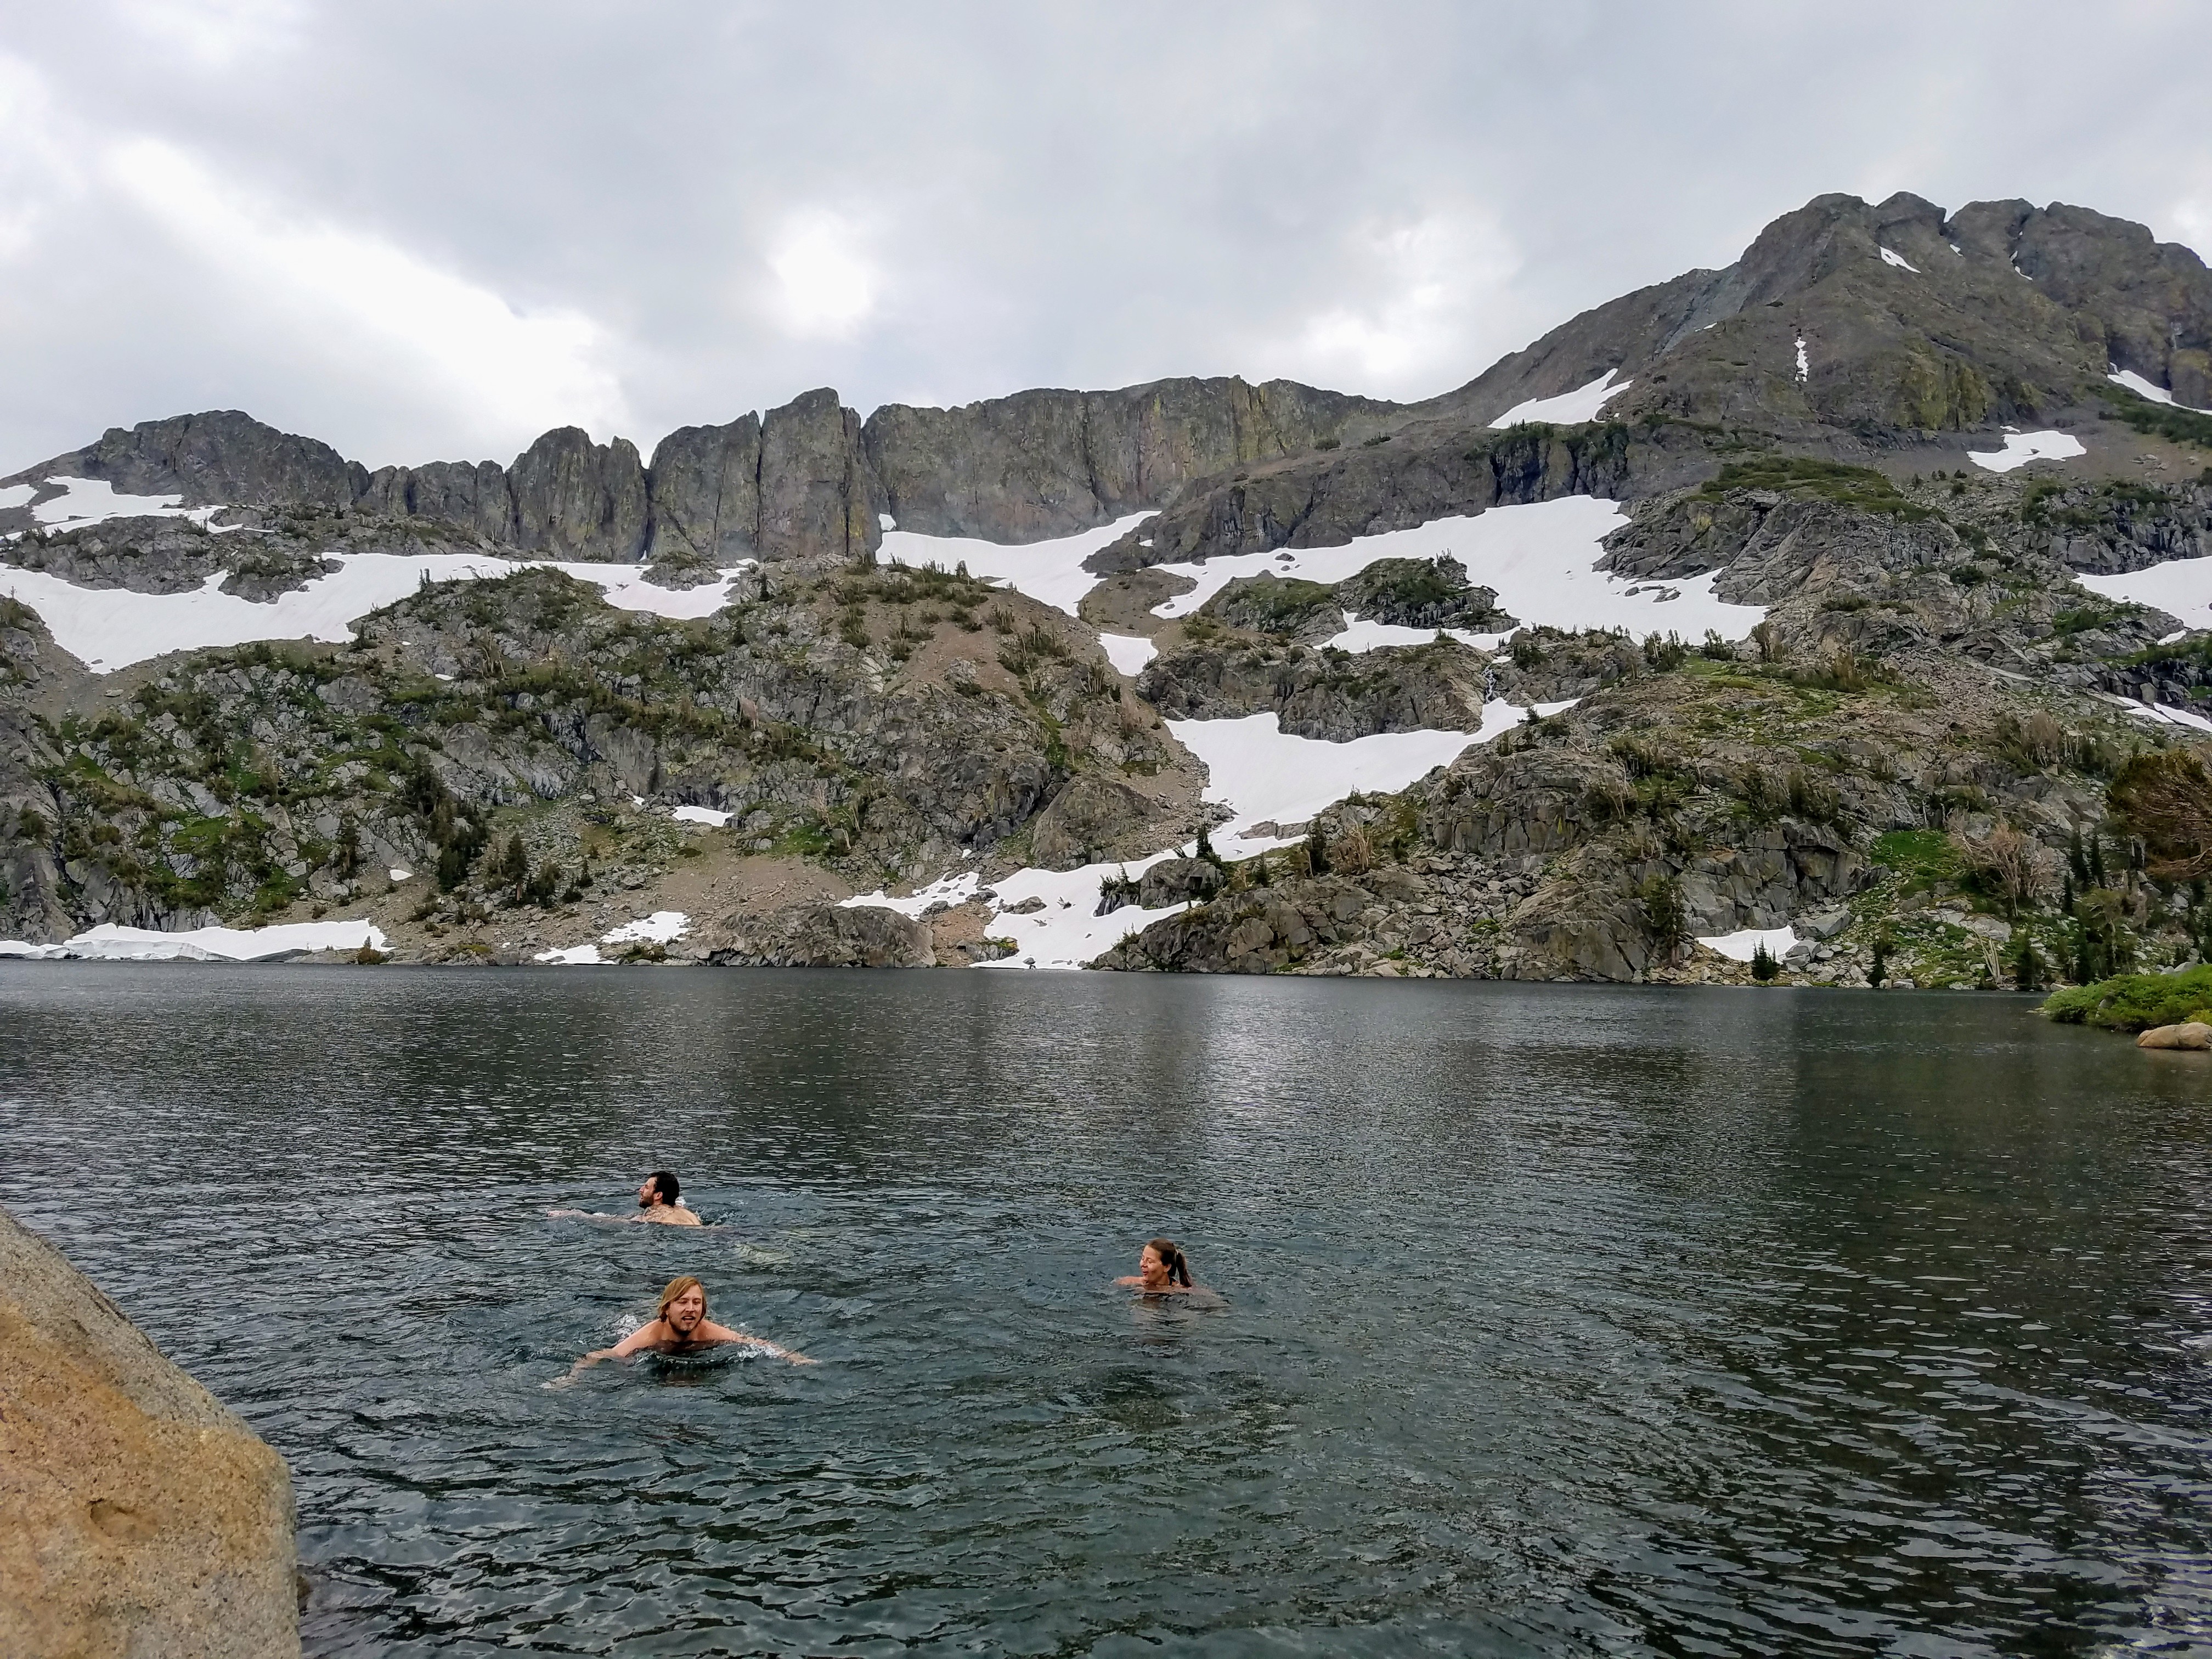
[2090, 835, 2108, 889]
[1750, 941, 1780, 981]
[2012, 932, 2041, 991]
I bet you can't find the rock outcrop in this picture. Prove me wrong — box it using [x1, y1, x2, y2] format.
[2137, 1021, 2212, 1050]
[860, 376, 1400, 540]
[700, 900, 934, 967]
[0, 1206, 299, 1659]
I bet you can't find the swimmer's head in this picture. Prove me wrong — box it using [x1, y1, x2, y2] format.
[657, 1275, 707, 1334]
[639, 1170, 681, 1209]
[1141, 1238, 1193, 1288]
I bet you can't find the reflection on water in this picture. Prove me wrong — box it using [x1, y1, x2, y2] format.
[3, 966, 2210, 1656]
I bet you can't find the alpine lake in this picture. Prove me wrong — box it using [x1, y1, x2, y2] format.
[2, 964, 2208, 1657]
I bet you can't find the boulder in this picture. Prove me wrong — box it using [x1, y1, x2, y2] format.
[701, 900, 934, 967]
[2136, 1022, 2212, 1051]
[0, 1206, 299, 1659]
[1028, 775, 1157, 872]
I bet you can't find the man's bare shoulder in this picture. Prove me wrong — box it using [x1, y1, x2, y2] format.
[641, 1205, 703, 1226]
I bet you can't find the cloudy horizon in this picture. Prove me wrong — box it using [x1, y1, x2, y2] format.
[4, 1, 2209, 473]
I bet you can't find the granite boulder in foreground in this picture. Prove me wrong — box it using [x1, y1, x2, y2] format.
[0, 1206, 300, 1659]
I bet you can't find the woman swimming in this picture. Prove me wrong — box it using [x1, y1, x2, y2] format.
[562, 1275, 815, 1378]
[1116, 1237, 1197, 1294]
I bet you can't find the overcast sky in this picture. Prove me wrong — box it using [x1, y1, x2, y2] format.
[3, 1, 2208, 472]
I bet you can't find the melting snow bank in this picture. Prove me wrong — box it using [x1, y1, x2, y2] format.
[670, 804, 732, 827]
[1168, 704, 1570, 839]
[1097, 633, 1158, 674]
[1697, 926, 1798, 964]
[0, 551, 754, 673]
[2108, 369, 2212, 416]
[845, 700, 1577, 969]
[1154, 498, 1765, 645]
[2077, 555, 2212, 635]
[0, 919, 386, 962]
[534, 911, 691, 965]
[2097, 692, 2212, 736]
[1491, 370, 1632, 428]
[1968, 430, 2085, 473]
[879, 513, 1153, 617]
[14, 476, 251, 534]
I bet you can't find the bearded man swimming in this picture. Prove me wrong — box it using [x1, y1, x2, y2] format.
[633, 1169, 702, 1226]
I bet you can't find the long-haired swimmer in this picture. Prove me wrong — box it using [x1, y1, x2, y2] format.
[556, 1276, 814, 1383]
[1116, 1237, 1197, 1294]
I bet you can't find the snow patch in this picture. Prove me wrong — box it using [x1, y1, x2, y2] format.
[2107, 369, 2212, 416]
[1968, 431, 2085, 473]
[1697, 926, 1797, 964]
[1148, 498, 1763, 645]
[842, 870, 981, 918]
[2077, 556, 2212, 634]
[671, 804, 732, 827]
[879, 512, 1152, 618]
[1097, 632, 1158, 674]
[41, 919, 387, 962]
[0, 483, 36, 511]
[535, 910, 691, 964]
[24, 476, 248, 534]
[1169, 703, 1570, 840]
[1878, 247, 1918, 273]
[847, 689, 1563, 969]
[0, 551, 753, 673]
[878, 512, 897, 531]
[1491, 369, 1632, 428]
[2098, 691, 2212, 736]
[602, 911, 689, 945]
[1795, 337, 1809, 383]
[388, 866, 412, 881]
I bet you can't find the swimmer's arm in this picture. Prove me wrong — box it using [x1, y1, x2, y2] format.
[702, 1321, 817, 1364]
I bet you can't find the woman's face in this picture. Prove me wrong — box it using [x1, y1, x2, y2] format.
[665, 1286, 707, 1333]
[1138, 1246, 1167, 1284]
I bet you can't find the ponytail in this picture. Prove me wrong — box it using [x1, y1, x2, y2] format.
[1146, 1237, 1193, 1288]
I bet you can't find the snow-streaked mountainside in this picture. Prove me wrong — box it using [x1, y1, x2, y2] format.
[3, 187, 2210, 988]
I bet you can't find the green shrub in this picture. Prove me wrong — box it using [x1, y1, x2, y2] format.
[1702, 456, 1937, 521]
[2042, 963, 2212, 1032]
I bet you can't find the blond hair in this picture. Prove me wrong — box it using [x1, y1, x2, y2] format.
[656, 1275, 706, 1323]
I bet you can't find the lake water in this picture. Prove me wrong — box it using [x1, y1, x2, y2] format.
[3, 967, 2210, 1656]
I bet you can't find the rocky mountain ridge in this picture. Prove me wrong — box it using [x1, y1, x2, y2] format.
[3, 187, 2209, 987]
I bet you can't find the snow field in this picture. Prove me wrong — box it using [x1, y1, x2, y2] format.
[1878, 247, 1919, 273]
[0, 551, 755, 673]
[2098, 692, 2212, 736]
[1696, 925, 1798, 963]
[534, 911, 691, 965]
[1968, 431, 2086, 473]
[13, 476, 250, 535]
[1097, 633, 1158, 674]
[2107, 370, 2212, 416]
[1151, 498, 1765, 646]
[2076, 556, 2212, 635]
[1490, 370, 1632, 428]
[878, 512, 1153, 617]
[1168, 703, 1570, 839]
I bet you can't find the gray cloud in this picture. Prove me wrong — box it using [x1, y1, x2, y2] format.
[3, 0, 2208, 471]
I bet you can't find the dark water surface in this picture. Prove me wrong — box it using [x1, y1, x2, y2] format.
[4, 967, 2211, 1656]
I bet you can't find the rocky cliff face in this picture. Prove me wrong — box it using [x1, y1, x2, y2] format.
[0, 1207, 299, 1659]
[861, 376, 1400, 539]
